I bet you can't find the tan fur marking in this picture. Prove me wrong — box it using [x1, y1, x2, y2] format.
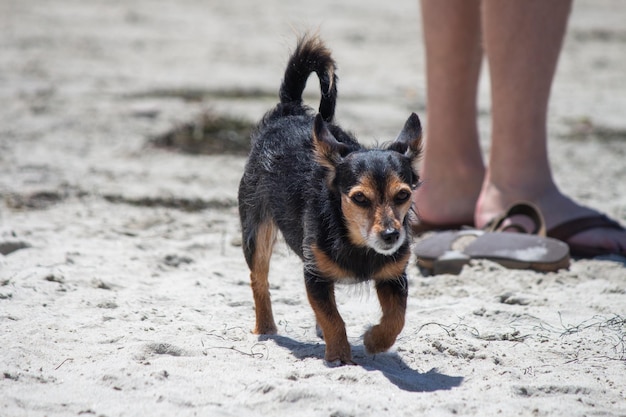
[250, 220, 278, 334]
[312, 122, 344, 188]
[371, 204, 400, 236]
[306, 288, 352, 363]
[372, 174, 413, 237]
[313, 136, 336, 173]
[347, 180, 376, 201]
[311, 244, 353, 279]
[340, 195, 370, 247]
[386, 174, 413, 220]
[342, 173, 413, 248]
[341, 176, 377, 247]
[363, 281, 407, 354]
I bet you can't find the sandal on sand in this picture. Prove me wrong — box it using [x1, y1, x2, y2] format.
[411, 201, 542, 236]
[484, 201, 546, 236]
[412, 200, 625, 261]
[413, 230, 570, 276]
[548, 214, 626, 258]
[485, 201, 626, 258]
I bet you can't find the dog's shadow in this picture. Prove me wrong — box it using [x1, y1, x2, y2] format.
[260, 334, 463, 393]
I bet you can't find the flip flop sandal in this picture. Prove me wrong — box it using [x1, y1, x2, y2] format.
[414, 229, 570, 276]
[488, 202, 626, 258]
[483, 201, 546, 236]
[411, 201, 542, 237]
[548, 214, 626, 258]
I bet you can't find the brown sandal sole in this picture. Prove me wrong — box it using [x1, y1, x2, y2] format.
[414, 230, 570, 275]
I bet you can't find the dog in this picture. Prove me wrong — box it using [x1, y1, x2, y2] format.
[238, 34, 422, 365]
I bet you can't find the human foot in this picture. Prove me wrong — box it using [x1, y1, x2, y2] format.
[476, 184, 626, 258]
[412, 165, 483, 230]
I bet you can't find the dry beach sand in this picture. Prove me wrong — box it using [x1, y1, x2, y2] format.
[1, 0, 626, 416]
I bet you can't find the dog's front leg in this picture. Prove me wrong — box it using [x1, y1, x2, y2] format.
[364, 275, 408, 354]
[304, 272, 354, 365]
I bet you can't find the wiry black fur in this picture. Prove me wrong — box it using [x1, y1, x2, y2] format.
[238, 34, 422, 363]
[239, 37, 419, 277]
[278, 36, 337, 123]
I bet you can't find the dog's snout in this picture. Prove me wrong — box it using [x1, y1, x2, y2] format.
[380, 228, 400, 245]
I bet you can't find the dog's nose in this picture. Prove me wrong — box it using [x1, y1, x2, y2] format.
[380, 229, 400, 245]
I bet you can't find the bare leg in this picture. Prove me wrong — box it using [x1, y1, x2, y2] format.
[477, 0, 626, 253]
[414, 0, 484, 226]
[417, 0, 626, 254]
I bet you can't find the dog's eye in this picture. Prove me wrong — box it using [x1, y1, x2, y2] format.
[351, 192, 370, 206]
[394, 190, 411, 204]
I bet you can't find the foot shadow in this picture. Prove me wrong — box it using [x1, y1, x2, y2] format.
[260, 334, 463, 393]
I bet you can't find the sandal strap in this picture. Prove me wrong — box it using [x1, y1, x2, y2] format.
[484, 201, 546, 236]
[548, 214, 625, 242]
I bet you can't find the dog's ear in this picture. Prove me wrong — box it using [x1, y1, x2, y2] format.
[388, 113, 422, 161]
[312, 113, 348, 172]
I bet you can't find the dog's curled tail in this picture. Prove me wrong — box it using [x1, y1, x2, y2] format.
[279, 34, 337, 122]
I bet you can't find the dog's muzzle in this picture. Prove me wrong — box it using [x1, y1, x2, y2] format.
[370, 228, 405, 255]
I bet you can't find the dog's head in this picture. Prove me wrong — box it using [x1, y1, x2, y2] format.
[313, 113, 422, 255]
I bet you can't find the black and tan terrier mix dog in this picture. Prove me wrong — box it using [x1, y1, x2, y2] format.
[238, 34, 422, 365]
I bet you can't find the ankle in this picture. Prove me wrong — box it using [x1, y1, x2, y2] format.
[475, 175, 566, 228]
[414, 165, 483, 225]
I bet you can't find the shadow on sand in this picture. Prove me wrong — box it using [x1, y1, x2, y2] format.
[261, 334, 464, 393]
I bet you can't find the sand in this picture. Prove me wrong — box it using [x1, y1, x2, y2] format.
[1, 0, 625, 416]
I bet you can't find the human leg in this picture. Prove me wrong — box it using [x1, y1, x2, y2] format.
[478, 0, 625, 255]
[477, 0, 571, 226]
[414, 0, 484, 226]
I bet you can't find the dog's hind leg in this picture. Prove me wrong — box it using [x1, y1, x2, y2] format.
[244, 219, 278, 335]
[363, 275, 408, 354]
[304, 274, 354, 365]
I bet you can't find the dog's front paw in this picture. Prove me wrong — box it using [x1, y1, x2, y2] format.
[324, 355, 357, 367]
[253, 322, 278, 335]
[325, 358, 357, 367]
[363, 325, 396, 354]
[324, 342, 354, 365]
